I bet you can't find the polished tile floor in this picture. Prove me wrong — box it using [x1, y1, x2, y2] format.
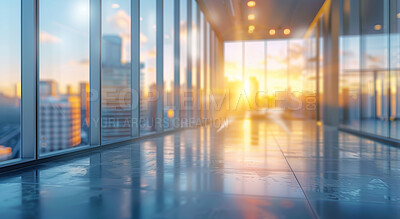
[1, 119, 400, 218]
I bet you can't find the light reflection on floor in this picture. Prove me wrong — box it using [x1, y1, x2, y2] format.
[0, 119, 400, 218]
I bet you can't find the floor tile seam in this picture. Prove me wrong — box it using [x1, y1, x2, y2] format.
[270, 129, 320, 219]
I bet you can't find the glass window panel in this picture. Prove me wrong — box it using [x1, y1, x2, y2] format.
[39, 0, 90, 154]
[266, 40, 288, 109]
[340, 0, 361, 130]
[140, 0, 157, 134]
[288, 39, 306, 118]
[224, 41, 244, 114]
[0, 0, 21, 162]
[244, 41, 265, 109]
[360, 0, 389, 137]
[164, 0, 174, 129]
[224, 42, 243, 82]
[288, 40, 305, 93]
[303, 31, 317, 119]
[340, 36, 361, 129]
[390, 0, 400, 139]
[101, 0, 132, 143]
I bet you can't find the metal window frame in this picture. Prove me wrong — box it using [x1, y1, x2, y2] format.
[205, 22, 210, 119]
[132, 0, 140, 137]
[202, 14, 207, 120]
[174, 0, 181, 128]
[196, 4, 201, 121]
[21, 0, 38, 161]
[90, 0, 102, 146]
[210, 29, 214, 118]
[186, 0, 192, 122]
[156, 0, 164, 132]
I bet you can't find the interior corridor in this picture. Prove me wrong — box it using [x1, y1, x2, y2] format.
[1, 118, 399, 218]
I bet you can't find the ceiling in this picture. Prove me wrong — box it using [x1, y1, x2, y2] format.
[200, 0, 325, 41]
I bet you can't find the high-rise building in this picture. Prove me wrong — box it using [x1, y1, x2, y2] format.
[80, 82, 90, 127]
[101, 35, 132, 142]
[39, 96, 81, 153]
[102, 35, 122, 67]
[39, 81, 58, 98]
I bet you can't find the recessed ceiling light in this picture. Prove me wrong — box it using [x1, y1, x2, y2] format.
[284, 28, 291, 35]
[247, 1, 256, 7]
[249, 25, 255, 31]
[269, 29, 276, 36]
[248, 14, 255, 21]
[374, 24, 382, 30]
[248, 29, 254, 34]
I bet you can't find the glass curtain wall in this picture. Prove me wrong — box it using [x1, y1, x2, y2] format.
[360, 0, 389, 137]
[340, 0, 361, 130]
[288, 39, 306, 118]
[140, 0, 157, 135]
[266, 40, 289, 109]
[303, 30, 317, 119]
[224, 40, 311, 117]
[39, 0, 90, 155]
[224, 42, 243, 114]
[339, 0, 400, 140]
[0, 0, 217, 166]
[390, 0, 400, 138]
[288, 40, 305, 94]
[0, 0, 21, 162]
[101, 0, 132, 143]
[164, 0, 174, 129]
[244, 41, 265, 109]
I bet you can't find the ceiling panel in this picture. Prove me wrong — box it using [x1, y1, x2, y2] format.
[201, 0, 325, 41]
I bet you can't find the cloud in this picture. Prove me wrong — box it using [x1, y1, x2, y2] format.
[107, 10, 130, 30]
[70, 59, 89, 66]
[140, 33, 148, 44]
[106, 10, 150, 61]
[146, 49, 156, 59]
[145, 67, 156, 74]
[289, 44, 304, 60]
[40, 31, 61, 43]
